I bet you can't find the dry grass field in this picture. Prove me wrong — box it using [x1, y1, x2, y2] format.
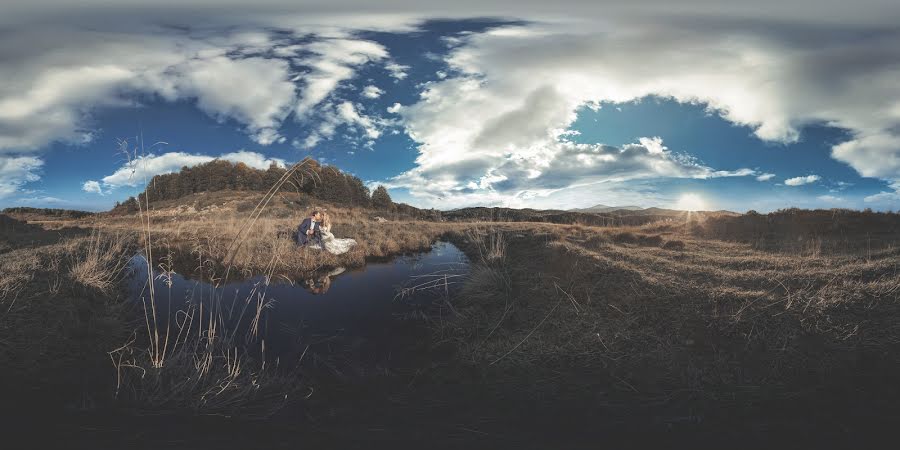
[427, 220, 900, 438]
[2, 195, 899, 444]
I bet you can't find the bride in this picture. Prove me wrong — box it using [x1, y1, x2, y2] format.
[317, 213, 357, 255]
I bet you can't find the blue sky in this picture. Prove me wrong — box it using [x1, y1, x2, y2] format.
[2, 1, 899, 212]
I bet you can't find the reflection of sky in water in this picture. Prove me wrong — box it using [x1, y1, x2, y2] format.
[127, 241, 469, 357]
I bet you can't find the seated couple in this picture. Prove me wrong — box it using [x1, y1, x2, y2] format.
[296, 210, 357, 255]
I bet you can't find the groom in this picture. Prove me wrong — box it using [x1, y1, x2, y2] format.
[296, 210, 324, 248]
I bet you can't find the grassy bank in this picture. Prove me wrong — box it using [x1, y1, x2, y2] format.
[422, 221, 900, 437]
[96, 190, 459, 278]
[2, 203, 899, 445]
[0, 230, 134, 411]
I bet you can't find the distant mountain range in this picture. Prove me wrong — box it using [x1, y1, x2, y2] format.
[570, 204, 740, 216]
[569, 204, 645, 213]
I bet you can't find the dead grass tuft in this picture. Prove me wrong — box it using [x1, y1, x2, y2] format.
[67, 230, 133, 291]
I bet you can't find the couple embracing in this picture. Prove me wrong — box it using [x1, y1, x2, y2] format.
[295, 210, 357, 255]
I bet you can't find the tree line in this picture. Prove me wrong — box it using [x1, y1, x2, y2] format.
[1, 207, 95, 219]
[110, 158, 441, 220]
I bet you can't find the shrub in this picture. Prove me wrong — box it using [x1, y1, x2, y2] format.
[636, 234, 663, 246]
[612, 232, 637, 244]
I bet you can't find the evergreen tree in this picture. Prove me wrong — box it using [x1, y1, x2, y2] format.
[264, 162, 285, 190]
[372, 185, 393, 209]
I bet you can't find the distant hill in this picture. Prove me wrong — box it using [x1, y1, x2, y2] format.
[109, 158, 439, 220]
[2, 207, 95, 221]
[0, 213, 39, 232]
[570, 204, 644, 213]
[442, 206, 712, 227]
[698, 207, 900, 250]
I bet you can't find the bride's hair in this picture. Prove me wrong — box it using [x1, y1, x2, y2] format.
[322, 213, 332, 229]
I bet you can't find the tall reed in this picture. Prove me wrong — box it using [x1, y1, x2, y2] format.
[110, 139, 316, 415]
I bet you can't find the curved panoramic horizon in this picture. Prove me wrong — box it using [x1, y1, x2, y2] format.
[2, 0, 900, 212]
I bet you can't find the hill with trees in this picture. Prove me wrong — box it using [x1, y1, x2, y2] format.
[2, 207, 96, 221]
[109, 158, 442, 220]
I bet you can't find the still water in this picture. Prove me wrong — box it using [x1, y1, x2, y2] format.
[126, 241, 469, 360]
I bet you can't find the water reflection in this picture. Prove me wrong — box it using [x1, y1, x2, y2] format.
[302, 267, 345, 295]
[126, 241, 469, 360]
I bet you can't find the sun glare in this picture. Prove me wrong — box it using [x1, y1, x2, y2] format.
[675, 193, 708, 211]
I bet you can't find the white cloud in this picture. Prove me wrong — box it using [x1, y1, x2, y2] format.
[784, 175, 821, 186]
[14, 196, 68, 205]
[336, 102, 381, 139]
[864, 182, 900, 206]
[385, 62, 410, 80]
[387, 102, 403, 114]
[3, 2, 900, 209]
[385, 136, 755, 206]
[297, 101, 385, 149]
[219, 150, 288, 169]
[361, 85, 384, 99]
[388, 18, 900, 206]
[0, 26, 390, 152]
[817, 195, 843, 202]
[293, 38, 388, 116]
[175, 56, 296, 145]
[0, 155, 43, 199]
[101, 150, 286, 188]
[82, 180, 104, 195]
[756, 173, 776, 181]
[831, 134, 900, 180]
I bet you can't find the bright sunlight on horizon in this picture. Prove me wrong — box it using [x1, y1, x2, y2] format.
[674, 193, 709, 211]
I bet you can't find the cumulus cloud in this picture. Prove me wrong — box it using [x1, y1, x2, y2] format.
[4, 1, 900, 209]
[831, 134, 900, 180]
[82, 180, 104, 195]
[387, 15, 900, 206]
[387, 103, 403, 114]
[864, 182, 900, 206]
[756, 173, 776, 181]
[362, 85, 384, 99]
[385, 136, 755, 205]
[0, 155, 43, 198]
[0, 28, 287, 151]
[784, 175, 821, 186]
[100, 150, 286, 188]
[0, 24, 393, 152]
[175, 56, 296, 145]
[385, 62, 410, 80]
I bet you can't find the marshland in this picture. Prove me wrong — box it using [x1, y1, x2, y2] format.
[1, 157, 898, 447]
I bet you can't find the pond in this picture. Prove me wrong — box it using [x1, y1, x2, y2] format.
[126, 241, 470, 363]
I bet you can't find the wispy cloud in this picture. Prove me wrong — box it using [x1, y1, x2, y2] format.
[385, 62, 410, 80]
[0, 155, 43, 199]
[784, 175, 821, 186]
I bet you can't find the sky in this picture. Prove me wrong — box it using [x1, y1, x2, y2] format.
[1, 1, 900, 212]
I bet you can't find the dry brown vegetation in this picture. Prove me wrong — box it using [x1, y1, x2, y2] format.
[0, 230, 134, 409]
[95, 190, 457, 278]
[3, 192, 899, 442]
[429, 218, 900, 433]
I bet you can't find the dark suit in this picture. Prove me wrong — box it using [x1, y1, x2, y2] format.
[296, 218, 322, 246]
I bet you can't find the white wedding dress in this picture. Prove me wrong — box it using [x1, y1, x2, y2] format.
[318, 226, 357, 255]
